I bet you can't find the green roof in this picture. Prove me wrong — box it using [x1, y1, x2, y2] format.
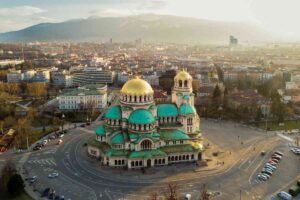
[129, 149, 167, 159]
[95, 125, 106, 136]
[183, 95, 190, 100]
[157, 104, 178, 117]
[105, 106, 122, 119]
[111, 133, 124, 144]
[129, 133, 138, 140]
[160, 129, 189, 140]
[179, 104, 196, 115]
[160, 144, 200, 154]
[128, 109, 155, 124]
[106, 149, 129, 157]
[61, 84, 106, 96]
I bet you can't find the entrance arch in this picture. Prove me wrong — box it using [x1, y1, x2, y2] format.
[147, 159, 151, 167]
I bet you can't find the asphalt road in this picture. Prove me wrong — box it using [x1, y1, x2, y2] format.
[2, 119, 300, 200]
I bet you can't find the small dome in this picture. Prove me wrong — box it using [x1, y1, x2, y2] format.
[105, 106, 122, 119]
[95, 125, 106, 136]
[157, 104, 178, 117]
[129, 109, 155, 124]
[175, 69, 192, 81]
[121, 77, 154, 96]
[179, 104, 196, 115]
[110, 132, 124, 144]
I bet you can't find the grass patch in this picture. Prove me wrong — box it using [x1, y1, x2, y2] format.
[63, 111, 100, 123]
[251, 120, 300, 131]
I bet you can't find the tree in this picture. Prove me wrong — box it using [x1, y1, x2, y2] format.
[163, 183, 178, 200]
[26, 83, 48, 99]
[199, 184, 211, 200]
[255, 107, 263, 121]
[7, 174, 25, 196]
[0, 161, 17, 192]
[212, 85, 221, 107]
[0, 120, 4, 135]
[14, 118, 32, 149]
[6, 83, 20, 95]
[223, 87, 228, 109]
[150, 192, 159, 200]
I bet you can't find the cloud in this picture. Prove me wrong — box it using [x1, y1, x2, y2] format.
[0, 6, 45, 17]
[89, 9, 132, 17]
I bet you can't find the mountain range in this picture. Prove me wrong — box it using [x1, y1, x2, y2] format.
[0, 14, 275, 44]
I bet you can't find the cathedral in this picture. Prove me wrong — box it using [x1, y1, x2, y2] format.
[87, 69, 203, 169]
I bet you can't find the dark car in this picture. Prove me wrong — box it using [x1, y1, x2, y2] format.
[262, 170, 272, 176]
[41, 188, 50, 197]
[33, 146, 42, 151]
[80, 124, 86, 127]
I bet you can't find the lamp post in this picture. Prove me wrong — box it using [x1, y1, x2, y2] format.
[61, 113, 65, 132]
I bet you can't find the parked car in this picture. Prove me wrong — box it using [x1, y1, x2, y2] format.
[184, 194, 192, 200]
[41, 187, 50, 197]
[277, 191, 292, 200]
[80, 124, 85, 127]
[33, 146, 42, 151]
[262, 170, 272, 176]
[274, 151, 284, 156]
[59, 134, 64, 138]
[48, 172, 59, 178]
[57, 139, 63, 145]
[29, 176, 37, 183]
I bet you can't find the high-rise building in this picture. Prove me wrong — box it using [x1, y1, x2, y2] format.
[229, 35, 238, 46]
[72, 67, 114, 86]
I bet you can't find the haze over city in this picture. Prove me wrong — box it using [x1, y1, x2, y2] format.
[1, 0, 300, 40]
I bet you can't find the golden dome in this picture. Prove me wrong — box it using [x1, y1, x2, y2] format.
[121, 77, 154, 96]
[175, 69, 192, 80]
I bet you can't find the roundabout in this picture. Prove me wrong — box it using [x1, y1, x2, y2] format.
[20, 118, 297, 200]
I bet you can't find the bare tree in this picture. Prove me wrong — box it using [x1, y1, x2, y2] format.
[163, 182, 179, 200]
[150, 192, 159, 200]
[199, 184, 211, 200]
[295, 136, 300, 147]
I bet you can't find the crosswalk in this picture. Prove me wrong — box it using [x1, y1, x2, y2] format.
[27, 158, 57, 166]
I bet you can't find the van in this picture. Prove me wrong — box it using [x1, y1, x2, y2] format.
[277, 191, 292, 200]
[184, 194, 191, 200]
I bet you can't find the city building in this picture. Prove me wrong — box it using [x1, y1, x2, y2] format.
[0, 59, 24, 67]
[88, 70, 202, 169]
[58, 84, 107, 110]
[72, 67, 114, 86]
[51, 70, 73, 87]
[7, 70, 23, 83]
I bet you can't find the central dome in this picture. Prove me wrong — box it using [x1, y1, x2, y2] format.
[121, 77, 154, 96]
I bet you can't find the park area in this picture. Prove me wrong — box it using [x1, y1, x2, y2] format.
[252, 120, 300, 131]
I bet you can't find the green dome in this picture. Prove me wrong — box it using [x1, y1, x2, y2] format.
[129, 109, 155, 124]
[157, 104, 178, 117]
[111, 133, 124, 144]
[179, 104, 196, 115]
[95, 125, 106, 136]
[105, 106, 121, 119]
[183, 95, 190, 100]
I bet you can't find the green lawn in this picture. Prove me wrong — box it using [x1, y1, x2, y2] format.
[252, 120, 300, 131]
[64, 111, 100, 123]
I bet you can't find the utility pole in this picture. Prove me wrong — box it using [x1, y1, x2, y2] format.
[240, 189, 242, 200]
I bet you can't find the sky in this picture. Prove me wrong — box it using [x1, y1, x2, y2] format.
[0, 0, 300, 38]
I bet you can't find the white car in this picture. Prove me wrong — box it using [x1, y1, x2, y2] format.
[48, 172, 59, 178]
[42, 139, 48, 145]
[59, 134, 64, 138]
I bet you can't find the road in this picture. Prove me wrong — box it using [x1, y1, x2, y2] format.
[2, 119, 300, 200]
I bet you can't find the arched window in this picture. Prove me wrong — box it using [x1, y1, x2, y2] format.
[141, 140, 152, 150]
[139, 96, 142, 102]
[144, 96, 147, 102]
[131, 161, 134, 166]
[135, 161, 139, 166]
[139, 160, 143, 166]
[191, 154, 194, 160]
[115, 160, 117, 165]
[179, 80, 182, 87]
[129, 95, 132, 102]
[118, 160, 121, 165]
[184, 80, 188, 87]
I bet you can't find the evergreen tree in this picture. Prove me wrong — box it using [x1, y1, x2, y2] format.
[7, 174, 24, 196]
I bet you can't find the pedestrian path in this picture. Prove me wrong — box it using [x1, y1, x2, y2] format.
[27, 158, 57, 166]
[78, 128, 94, 134]
[277, 133, 293, 142]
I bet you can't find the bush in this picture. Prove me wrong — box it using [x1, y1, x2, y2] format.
[7, 174, 25, 196]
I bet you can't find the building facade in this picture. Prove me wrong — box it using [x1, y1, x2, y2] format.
[88, 70, 202, 169]
[73, 67, 114, 86]
[58, 84, 107, 110]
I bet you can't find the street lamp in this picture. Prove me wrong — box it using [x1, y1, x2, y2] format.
[61, 113, 65, 132]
